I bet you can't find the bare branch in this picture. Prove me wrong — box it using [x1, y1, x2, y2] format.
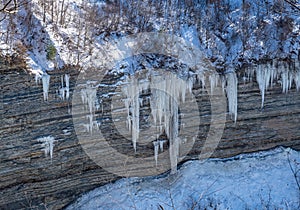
[0, 0, 18, 14]
[283, 0, 300, 11]
[0, 0, 13, 12]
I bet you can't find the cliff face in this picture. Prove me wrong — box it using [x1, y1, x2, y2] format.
[0, 67, 118, 209]
[1, 64, 300, 209]
[1, 0, 300, 74]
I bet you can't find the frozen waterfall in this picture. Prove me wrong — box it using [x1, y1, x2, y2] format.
[122, 72, 200, 173]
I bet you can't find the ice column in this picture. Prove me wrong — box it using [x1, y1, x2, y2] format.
[226, 72, 238, 122]
[42, 73, 51, 101]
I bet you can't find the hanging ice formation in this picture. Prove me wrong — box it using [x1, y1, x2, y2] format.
[59, 74, 70, 100]
[153, 140, 166, 166]
[35, 74, 40, 84]
[42, 73, 51, 101]
[153, 141, 159, 166]
[35, 72, 42, 84]
[122, 72, 194, 173]
[295, 61, 300, 91]
[197, 70, 238, 122]
[122, 76, 143, 152]
[37, 136, 56, 161]
[255, 64, 273, 108]
[81, 82, 99, 134]
[254, 60, 300, 108]
[209, 73, 219, 94]
[119, 58, 300, 171]
[279, 63, 293, 94]
[226, 72, 238, 122]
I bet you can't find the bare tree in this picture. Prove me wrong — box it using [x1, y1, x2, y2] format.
[0, 0, 18, 14]
[283, 0, 300, 11]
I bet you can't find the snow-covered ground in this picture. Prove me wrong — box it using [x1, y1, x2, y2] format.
[67, 147, 300, 210]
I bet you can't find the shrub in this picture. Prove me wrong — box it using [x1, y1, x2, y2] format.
[46, 44, 57, 61]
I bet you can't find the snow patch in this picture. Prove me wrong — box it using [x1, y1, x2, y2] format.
[67, 147, 300, 210]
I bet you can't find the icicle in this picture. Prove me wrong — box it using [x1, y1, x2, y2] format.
[153, 141, 159, 166]
[256, 64, 272, 108]
[81, 83, 98, 134]
[209, 73, 218, 94]
[42, 73, 50, 101]
[294, 68, 300, 91]
[270, 63, 277, 88]
[196, 71, 205, 89]
[248, 67, 255, 82]
[169, 96, 179, 174]
[87, 114, 93, 133]
[139, 98, 143, 106]
[59, 87, 66, 100]
[280, 64, 291, 94]
[221, 75, 226, 93]
[149, 72, 183, 173]
[122, 76, 149, 152]
[65, 74, 70, 100]
[187, 76, 194, 94]
[253, 61, 300, 106]
[226, 72, 238, 122]
[35, 73, 41, 84]
[159, 140, 165, 152]
[61, 75, 64, 88]
[37, 136, 56, 161]
[122, 71, 194, 172]
[59, 74, 70, 100]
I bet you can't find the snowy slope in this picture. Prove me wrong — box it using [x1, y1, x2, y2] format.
[1, 0, 300, 74]
[67, 147, 300, 210]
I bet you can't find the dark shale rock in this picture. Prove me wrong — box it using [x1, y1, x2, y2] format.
[0, 65, 300, 209]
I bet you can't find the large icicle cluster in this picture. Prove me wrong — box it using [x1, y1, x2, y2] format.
[253, 61, 300, 108]
[37, 136, 56, 161]
[122, 71, 219, 173]
[59, 74, 70, 100]
[196, 70, 238, 123]
[81, 82, 100, 134]
[42, 73, 51, 101]
[122, 77, 144, 152]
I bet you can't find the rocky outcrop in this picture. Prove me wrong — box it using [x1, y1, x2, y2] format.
[1, 64, 300, 209]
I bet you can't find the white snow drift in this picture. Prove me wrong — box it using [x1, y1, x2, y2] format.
[67, 147, 300, 210]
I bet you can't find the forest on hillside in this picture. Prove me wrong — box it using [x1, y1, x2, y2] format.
[0, 0, 299, 72]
